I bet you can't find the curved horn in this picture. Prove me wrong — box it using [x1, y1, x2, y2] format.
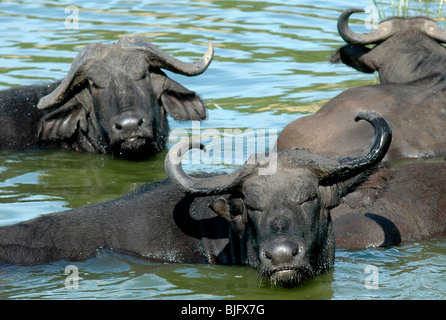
[423, 19, 446, 43]
[165, 140, 256, 196]
[328, 110, 392, 180]
[117, 37, 213, 76]
[338, 8, 394, 45]
[37, 42, 105, 110]
[166, 112, 391, 194]
[37, 38, 213, 111]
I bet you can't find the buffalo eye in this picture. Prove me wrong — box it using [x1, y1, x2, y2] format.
[88, 79, 102, 90]
[245, 202, 262, 212]
[297, 192, 318, 205]
[138, 72, 148, 81]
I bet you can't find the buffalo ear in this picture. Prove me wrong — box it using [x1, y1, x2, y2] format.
[38, 101, 88, 140]
[151, 71, 207, 121]
[318, 167, 379, 210]
[209, 197, 231, 222]
[330, 44, 375, 73]
[209, 197, 247, 233]
[318, 184, 343, 211]
[38, 89, 92, 140]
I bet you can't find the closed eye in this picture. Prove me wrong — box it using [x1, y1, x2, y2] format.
[245, 203, 262, 212]
[308, 193, 317, 201]
[297, 193, 318, 205]
[88, 79, 103, 90]
[138, 72, 148, 81]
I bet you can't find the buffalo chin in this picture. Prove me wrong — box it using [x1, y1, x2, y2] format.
[112, 137, 158, 160]
[261, 265, 315, 288]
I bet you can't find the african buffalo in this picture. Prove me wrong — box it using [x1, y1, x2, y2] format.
[331, 8, 446, 85]
[0, 111, 394, 287]
[276, 8, 446, 161]
[0, 37, 213, 160]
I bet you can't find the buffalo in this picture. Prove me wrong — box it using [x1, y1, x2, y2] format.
[276, 8, 446, 161]
[331, 8, 446, 85]
[0, 37, 213, 160]
[164, 111, 392, 286]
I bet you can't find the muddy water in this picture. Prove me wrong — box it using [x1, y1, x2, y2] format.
[0, 0, 445, 299]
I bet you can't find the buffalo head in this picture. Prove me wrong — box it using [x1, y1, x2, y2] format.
[331, 8, 446, 85]
[165, 111, 392, 287]
[36, 37, 213, 160]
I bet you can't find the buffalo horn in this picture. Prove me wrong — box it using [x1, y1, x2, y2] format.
[338, 8, 394, 45]
[117, 37, 214, 76]
[165, 140, 256, 195]
[37, 38, 213, 110]
[165, 112, 391, 196]
[37, 42, 105, 110]
[326, 110, 392, 180]
[423, 19, 446, 43]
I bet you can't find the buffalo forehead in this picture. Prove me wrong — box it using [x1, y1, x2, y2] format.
[243, 168, 318, 205]
[86, 52, 148, 81]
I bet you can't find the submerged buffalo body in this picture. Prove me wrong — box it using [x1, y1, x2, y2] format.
[0, 37, 213, 160]
[276, 8, 446, 161]
[331, 162, 446, 249]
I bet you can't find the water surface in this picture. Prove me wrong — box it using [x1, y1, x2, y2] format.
[0, 0, 445, 300]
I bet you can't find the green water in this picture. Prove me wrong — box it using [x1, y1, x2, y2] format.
[0, 0, 445, 300]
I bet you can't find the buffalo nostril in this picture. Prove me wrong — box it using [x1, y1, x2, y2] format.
[113, 116, 145, 132]
[263, 240, 302, 265]
[292, 247, 299, 256]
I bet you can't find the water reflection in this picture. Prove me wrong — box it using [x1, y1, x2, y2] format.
[0, 149, 167, 224]
[0, 250, 337, 300]
[0, 0, 445, 300]
[334, 237, 446, 299]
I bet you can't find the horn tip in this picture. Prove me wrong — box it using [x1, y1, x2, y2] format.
[345, 7, 365, 14]
[36, 97, 50, 110]
[203, 41, 214, 63]
[170, 140, 206, 158]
